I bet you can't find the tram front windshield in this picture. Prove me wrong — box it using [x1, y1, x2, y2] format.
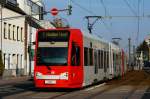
[36, 30, 69, 66]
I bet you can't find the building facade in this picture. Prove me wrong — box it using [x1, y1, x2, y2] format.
[17, 0, 43, 75]
[0, 0, 54, 78]
[17, 0, 53, 75]
[0, 0, 26, 77]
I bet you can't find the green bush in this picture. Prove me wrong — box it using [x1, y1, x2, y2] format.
[0, 50, 4, 76]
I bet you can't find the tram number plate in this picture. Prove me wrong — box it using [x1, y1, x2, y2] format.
[45, 80, 56, 84]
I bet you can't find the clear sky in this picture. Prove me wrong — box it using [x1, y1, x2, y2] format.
[43, 0, 150, 52]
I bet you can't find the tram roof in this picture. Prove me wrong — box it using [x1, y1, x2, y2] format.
[81, 30, 109, 44]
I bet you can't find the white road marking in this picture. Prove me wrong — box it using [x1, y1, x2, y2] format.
[85, 83, 106, 91]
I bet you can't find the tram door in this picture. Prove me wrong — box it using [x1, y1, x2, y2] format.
[70, 42, 83, 85]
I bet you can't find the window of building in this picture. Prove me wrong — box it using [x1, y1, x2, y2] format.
[8, 54, 11, 69]
[32, 3, 40, 14]
[27, 0, 31, 6]
[12, 54, 17, 70]
[13, 25, 16, 40]
[7, 0, 17, 6]
[8, 24, 11, 40]
[17, 26, 20, 41]
[16, 54, 19, 75]
[21, 27, 23, 42]
[3, 53, 6, 68]
[39, 7, 44, 20]
[20, 55, 22, 68]
[84, 47, 88, 66]
[4, 22, 7, 39]
[17, 54, 19, 69]
[27, 0, 43, 19]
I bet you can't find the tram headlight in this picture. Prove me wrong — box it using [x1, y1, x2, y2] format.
[60, 72, 68, 80]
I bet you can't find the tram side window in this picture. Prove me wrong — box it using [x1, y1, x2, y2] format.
[119, 53, 122, 66]
[71, 43, 80, 66]
[84, 47, 88, 66]
[94, 50, 98, 66]
[100, 50, 103, 68]
[107, 51, 109, 68]
[98, 50, 101, 68]
[104, 51, 106, 68]
[116, 54, 118, 66]
[89, 48, 93, 66]
[113, 53, 116, 71]
[117, 54, 119, 66]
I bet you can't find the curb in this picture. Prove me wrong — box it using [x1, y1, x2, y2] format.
[0, 76, 31, 86]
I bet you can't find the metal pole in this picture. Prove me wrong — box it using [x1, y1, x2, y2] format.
[29, 23, 32, 76]
[0, 3, 3, 51]
[128, 38, 131, 70]
[149, 39, 150, 62]
[133, 45, 136, 70]
[137, 0, 140, 44]
[29, 3, 32, 76]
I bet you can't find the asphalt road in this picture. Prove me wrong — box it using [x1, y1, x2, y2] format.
[0, 70, 150, 99]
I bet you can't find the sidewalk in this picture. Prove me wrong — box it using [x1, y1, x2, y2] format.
[0, 76, 32, 86]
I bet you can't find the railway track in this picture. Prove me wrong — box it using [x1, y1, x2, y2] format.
[63, 70, 150, 99]
[3, 70, 150, 99]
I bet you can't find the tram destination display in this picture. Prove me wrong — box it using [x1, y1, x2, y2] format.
[38, 30, 69, 41]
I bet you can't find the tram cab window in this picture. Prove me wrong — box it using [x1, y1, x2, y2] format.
[71, 42, 80, 66]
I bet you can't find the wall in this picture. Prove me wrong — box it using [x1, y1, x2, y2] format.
[0, 7, 25, 77]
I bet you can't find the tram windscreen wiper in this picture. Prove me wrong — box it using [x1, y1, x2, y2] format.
[45, 65, 51, 71]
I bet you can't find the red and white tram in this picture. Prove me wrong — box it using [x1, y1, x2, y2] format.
[34, 28, 127, 88]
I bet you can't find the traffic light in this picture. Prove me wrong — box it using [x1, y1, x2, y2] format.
[68, 5, 72, 15]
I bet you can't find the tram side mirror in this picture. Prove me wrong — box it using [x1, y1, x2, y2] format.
[32, 42, 36, 45]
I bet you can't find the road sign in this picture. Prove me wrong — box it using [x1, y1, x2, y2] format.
[50, 8, 59, 16]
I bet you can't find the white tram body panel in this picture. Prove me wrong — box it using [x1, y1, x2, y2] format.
[82, 32, 109, 86]
[82, 31, 123, 86]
